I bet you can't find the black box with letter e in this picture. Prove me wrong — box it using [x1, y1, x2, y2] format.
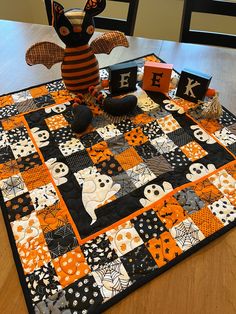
[176, 69, 212, 103]
[109, 61, 137, 94]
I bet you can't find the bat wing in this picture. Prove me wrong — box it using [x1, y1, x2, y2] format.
[25, 42, 64, 69]
[90, 31, 129, 55]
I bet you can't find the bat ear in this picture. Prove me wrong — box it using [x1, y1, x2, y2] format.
[52, 1, 64, 26]
[84, 0, 106, 17]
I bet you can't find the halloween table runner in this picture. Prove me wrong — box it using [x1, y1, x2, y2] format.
[0, 54, 235, 313]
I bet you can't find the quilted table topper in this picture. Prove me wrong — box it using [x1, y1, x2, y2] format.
[0, 55, 236, 313]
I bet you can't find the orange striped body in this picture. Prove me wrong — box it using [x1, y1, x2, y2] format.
[61, 44, 100, 94]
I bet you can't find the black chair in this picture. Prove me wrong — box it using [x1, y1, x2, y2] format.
[180, 0, 236, 48]
[44, 0, 139, 36]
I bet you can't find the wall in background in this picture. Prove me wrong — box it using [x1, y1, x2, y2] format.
[0, 0, 235, 42]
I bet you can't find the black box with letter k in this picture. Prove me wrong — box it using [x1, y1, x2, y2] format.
[176, 69, 212, 103]
[109, 61, 137, 94]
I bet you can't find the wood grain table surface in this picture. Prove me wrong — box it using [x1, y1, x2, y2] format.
[0, 20, 235, 314]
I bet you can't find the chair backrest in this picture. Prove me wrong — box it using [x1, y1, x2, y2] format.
[44, 0, 139, 36]
[180, 0, 236, 48]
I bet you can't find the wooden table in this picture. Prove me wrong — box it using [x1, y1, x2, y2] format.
[0, 20, 235, 314]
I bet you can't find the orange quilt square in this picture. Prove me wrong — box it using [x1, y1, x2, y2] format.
[1, 116, 25, 131]
[29, 86, 49, 98]
[50, 90, 73, 104]
[45, 114, 69, 131]
[21, 165, 51, 191]
[0, 160, 20, 179]
[146, 231, 182, 268]
[131, 113, 155, 126]
[124, 127, 148, 146]
[190, 207, 224, 237]
[53, 246, 90, 288]
[115, 147, 143, 171]
[225, 163, 236, 181]
[193, 179, 223, 205]
[199, 119, 221, 134]
[154, 196, 187, 229]
[157, 115, 181, 133]
[17, 233, 51, 274]
[180, 141, 208, 162]
[87, 141, 113, 164]
[37, 203, 69, 233]
[0, 95, 14, 108]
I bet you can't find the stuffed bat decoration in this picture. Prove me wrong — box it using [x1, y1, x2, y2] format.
[26, 0, 129, 94]
[26, 0, 137, 132]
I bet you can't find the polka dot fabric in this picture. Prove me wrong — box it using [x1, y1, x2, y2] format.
[0, 56, 236, 314]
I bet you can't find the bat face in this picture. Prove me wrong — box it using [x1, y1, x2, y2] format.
[52, 1, 106, 47]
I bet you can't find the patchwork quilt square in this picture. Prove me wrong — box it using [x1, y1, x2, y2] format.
[96, 123, 122, 140]
[6, 192, 35, 221]
[34, 94, 55, 108]
[131, 209, 167, 242]
[52, 246, 90, 288]
[29, 183, 59, 211]
[87, 141, 113, 164]
[51, 126, 73, 144]
[0, 173, 28, 201]
[174, 188, 206, 214]
[96, 156, 124, 176]
[163, 148, 189, 169]
[151, 134, 177, 154]
[45, 224, 79, 259]
[190, 207, 224, 237]
[66, 150, 93, 173]
[17, 152, 42, 172]
[167, 127, 193, 147]
[115, 119, 136, 133]
[106, 221, 143, 256]
[146, 231, 182, 267]
[37, 203, 69, 234]
[142, 120, 163, 140]
[107, 134, 130, 155]
[6, 127, 29, 144]
[80, 131, 103, 148]
[134, 141, 159, 161]
[145, 155, 172, 177]
[208, 197, 236, 225]
[82, 234, 118, 271]
[157, 115, 181, 134]
[120, 244, 158, 281]
[65, 274, 103, 313]
[58, 138, 85, 157]
[92, 259, 131, 302]
[112, 172, 137, 197]
[180, 141, 208, 162]
[45, 114, 69, 131]
[16, 99, 38, 113]
[0, 105, 19, 119]
[214, 127, 236, 146]
[10, 138, 37, 159]
[46, 81, 66, 92]
[25, 262, 61, 305]
[0, 159, 20, 180]
[154, 197, 188, 229]
[169, 218, 205, 251]
[115, 147, 143, 171]
[124, 127, 148, 146]
[126, 163, 156, 188]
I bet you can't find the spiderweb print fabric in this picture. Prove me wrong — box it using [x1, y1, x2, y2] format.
[0, 55, 236, 313]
